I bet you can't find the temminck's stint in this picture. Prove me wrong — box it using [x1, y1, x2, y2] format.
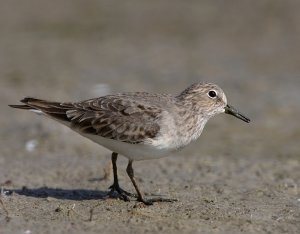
[10, 82, 250, 205]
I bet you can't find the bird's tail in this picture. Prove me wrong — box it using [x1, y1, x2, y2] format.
[9, 97, 74, 122]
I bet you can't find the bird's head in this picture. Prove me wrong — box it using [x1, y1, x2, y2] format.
[178, 82, 250, 123]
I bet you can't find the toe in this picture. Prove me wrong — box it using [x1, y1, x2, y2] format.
[138, 198, 153, 206]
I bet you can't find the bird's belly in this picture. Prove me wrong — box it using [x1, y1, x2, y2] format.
[80, 133, 173, 161]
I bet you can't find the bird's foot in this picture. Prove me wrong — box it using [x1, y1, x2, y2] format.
[107, 184, 137, 201]
[138, 197, 178, 206]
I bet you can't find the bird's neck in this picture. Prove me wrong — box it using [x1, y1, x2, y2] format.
[173, 99, 210, 145]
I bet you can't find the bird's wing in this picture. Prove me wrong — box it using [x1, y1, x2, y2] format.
[67, 96, 162, 143]
[10, 96, 162, 144]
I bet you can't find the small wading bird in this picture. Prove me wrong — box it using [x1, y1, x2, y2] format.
[10, 82, 250, 205]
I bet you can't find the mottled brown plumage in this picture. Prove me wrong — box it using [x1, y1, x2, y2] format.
[66, 96, 162, 143]
[11, 96, 164, 144]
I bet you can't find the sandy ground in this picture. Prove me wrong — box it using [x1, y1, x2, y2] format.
[1, 0, 300, 233]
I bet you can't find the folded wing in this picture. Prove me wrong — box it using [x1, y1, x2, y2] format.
[10, 96, 162, 144]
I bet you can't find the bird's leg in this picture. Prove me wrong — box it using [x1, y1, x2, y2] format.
[108, 152, 136, 201]
[126, 160, 178, 205]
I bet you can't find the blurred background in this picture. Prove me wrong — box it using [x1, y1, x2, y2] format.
[1, 0, 299, 156]
[0, 0, 300, 233]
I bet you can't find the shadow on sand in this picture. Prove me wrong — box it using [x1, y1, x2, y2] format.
[8, 187, 108, 201]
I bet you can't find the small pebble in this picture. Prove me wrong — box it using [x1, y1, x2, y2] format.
[25, 139, 38, 152]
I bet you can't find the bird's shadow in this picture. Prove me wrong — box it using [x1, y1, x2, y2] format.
[7, 186, 108, 201]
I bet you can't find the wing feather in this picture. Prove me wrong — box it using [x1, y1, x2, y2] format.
[69, 96, 162, 143]
[10, 95, 162, 144]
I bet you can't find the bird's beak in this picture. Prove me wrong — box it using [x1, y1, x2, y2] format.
[224, 105, 250, 123]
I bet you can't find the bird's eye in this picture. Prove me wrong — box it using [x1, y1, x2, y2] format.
[208, 90, 217, 98]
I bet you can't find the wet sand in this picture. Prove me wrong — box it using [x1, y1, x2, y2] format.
[1, 1, 300, 233]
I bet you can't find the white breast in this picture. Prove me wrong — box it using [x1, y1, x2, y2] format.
[149, 111, 208, 151]
[80, 133, 174, 161]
